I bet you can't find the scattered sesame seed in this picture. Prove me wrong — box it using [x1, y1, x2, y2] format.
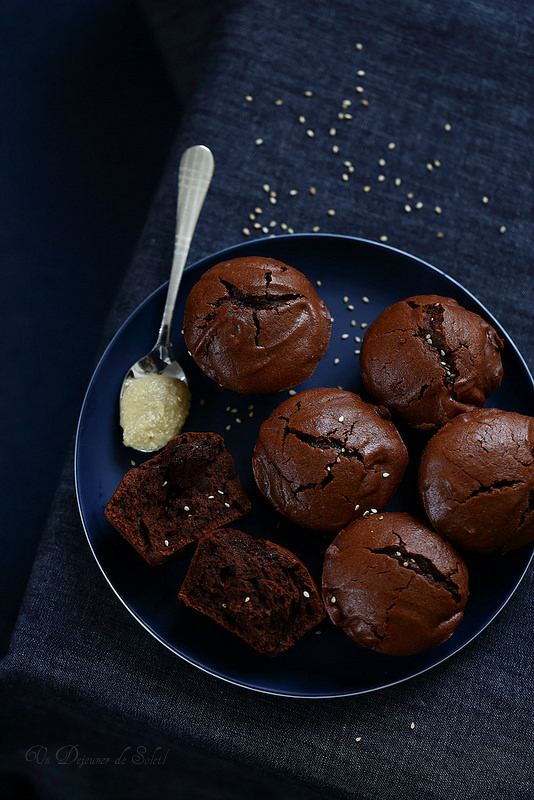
[304, 90, 313, 96]
[245, 596, 250, 603]
[387, 142, 396, 150]
[361, 98, 369, 106]
[355, 42, 363, 50]
[342, 173, 349, 181]
[245, 95, 253, 102]
[382, 472, 390, 478]
[436, 231, 444, 239]
[354, 349, 361, 355]
[347, 304, 354, 311]
[350, 320, 356, 327]
[299, 115, 306, 123]
[394, 177, 402, 186]
[434, 159, 441, 167]
[332, 144, 340, 153]
[354, 336, 361, 342]
[344, 113, 353, 120]
[378, 157, 386, 166]
[162, 480, 168, 487]
[218, 489, 225, 495]
[356, 736, 362, 742]
[355, 85, 364, 93]
[334, 357, 340, 364]
[329, 127, 337, 136]
[379, 235, 388, 242]
[312, 225, 321, 232]
[309, 186, 317, 195]
[362, 296, 370, 303]
[360, 322, 368, 328]
[316, 280, 322, 286]
[404, 204, 412, 213]
[327, 208, 336, 216]
[499, 225, 507, 234]
[338, 415, 344, 422]
[254, 206, 263, 214]
[164, 539, 169, 547]
[183, 505, 190, 511]
[224, 502, 230, 508]
[363, 185, 371, 192]
[289, 389, 297, 395]
[343, 295, 349, 303]
[255, 138, 264, 146]
[411, 722, 415, 730]
[434, 206, 442, 214]
[357, 69, 366, 76]
[354, 504, 360, 511]
[403, 561, 409, 567]
[222, 603, 227, 608]
[416, 201, 423, 209]
[225, 424, 231, 431]
[426, 162, 433, 171]
[342, 99, 352, 108]
[274, 98, 283, 106]
[482, 196, 489, 204]
[377, 174, 386, 182]
[303, 590, 310, 598]
[444, 122, 452, 131]
[331, 596, 337, 603]
[341, 333, 349, 340]
[306, 129, 315, 138]
[241, 227, 250, 236]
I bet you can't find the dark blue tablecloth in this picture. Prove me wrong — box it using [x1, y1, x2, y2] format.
[2, 1, 533, 798]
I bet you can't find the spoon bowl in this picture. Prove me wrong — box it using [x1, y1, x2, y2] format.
[119, 145, 214, 452]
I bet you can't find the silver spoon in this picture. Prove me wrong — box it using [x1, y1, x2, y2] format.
[119, 144, 215, 451]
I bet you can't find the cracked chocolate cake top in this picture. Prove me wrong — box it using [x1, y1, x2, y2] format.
[182, 256, 331, 393]
[252, 387, 408, 532]
[322, 511, 469, 656]
[419, 407, 534, 554]
[359, 294, 504, 430]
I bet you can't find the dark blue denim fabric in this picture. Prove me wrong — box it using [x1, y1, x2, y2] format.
[2, 1, 532, 798]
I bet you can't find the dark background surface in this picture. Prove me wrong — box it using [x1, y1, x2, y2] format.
[0, 0, 180, 652]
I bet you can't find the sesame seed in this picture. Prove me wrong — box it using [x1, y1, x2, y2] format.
[482, 196, 489, 204]
[363, 185, 371, 192]
[329, 127, 337, 136]
[254, 207, 263, 214]
[338, 415, 344, 422]
[225, 424, 231, 431]
[289, 389, 297, 395]
[377, 174, 386, 182]
[379, 235, 388, 242]
[312, 225, 321, 232]
[387, 142, 396, 150]
[350, 320, 356, 327]
[426, 162, 433, 171]
[218, 489, 225, 495]
[362, 296, 370, 303]
[164, 539, 169, 546]
[355, 85, 364, 93]
[224, 502, 230, 508]
[360, 322, 368, 328]
[342, 173, 349, 181]
[222, 603, 227, 608]
[162, 480, 168, 487]
[334, 357, 340, 364]
[347, 304, 354, 311]
[245, 95, 253, 102]
[354, 349, 360, 355]
[444, 122, 452, 131]
[403, 561, 409, 567]
[361, 98, 369, 106]
[245, 596, 250, 603]
[327, 208, 336, 216]
[341, 333, 349, 340]
[316, 280, 322, 286]
[411, 722, 415, 730]
[303, 590, 310, 598]
[404, 204, 412, 213]
[332, 144, 340, 153]
[378, 158, 386, 166]
[344, 113, 353, 120]
[309, 186, 317, 195]
[499, 225, 507, 234]
[183, 505, 190, 511]
[299, 115, 306, 123]
[394, 177, 402, 186]
[242, 226, 251, 236]
[355, 42, 363, 50]
[343, 295, 349, 303]
[274, 98, 283, 106]
[434, 159, 441, 167]
[306, 129, 315, 138]
[355, 336, 361, 342]
[255, 138, 264, 146]
[356, 736, 362, 742]
[331, 596, 337, 603]
[342, 99, 352, 108]
[208, 495, 215, 499]
[436, 231, 444, 239]
[357, 69, 365, 76]
[434, 206, 442, 214]
[382, 472, 390, 478]
[304, 90, 313, 96]
[354, 504, 360, 511]
[416, 201, 423, 209]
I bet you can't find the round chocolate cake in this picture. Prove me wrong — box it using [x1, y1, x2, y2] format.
[419, 407, 534, 554]
[252, 388, 408, 532]
[182, 256, 331, 393]
[359, 294, 504, 430]
[322, 512, 469, 656]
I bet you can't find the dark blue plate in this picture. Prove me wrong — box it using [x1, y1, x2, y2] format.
[75, 234, 534, 698]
